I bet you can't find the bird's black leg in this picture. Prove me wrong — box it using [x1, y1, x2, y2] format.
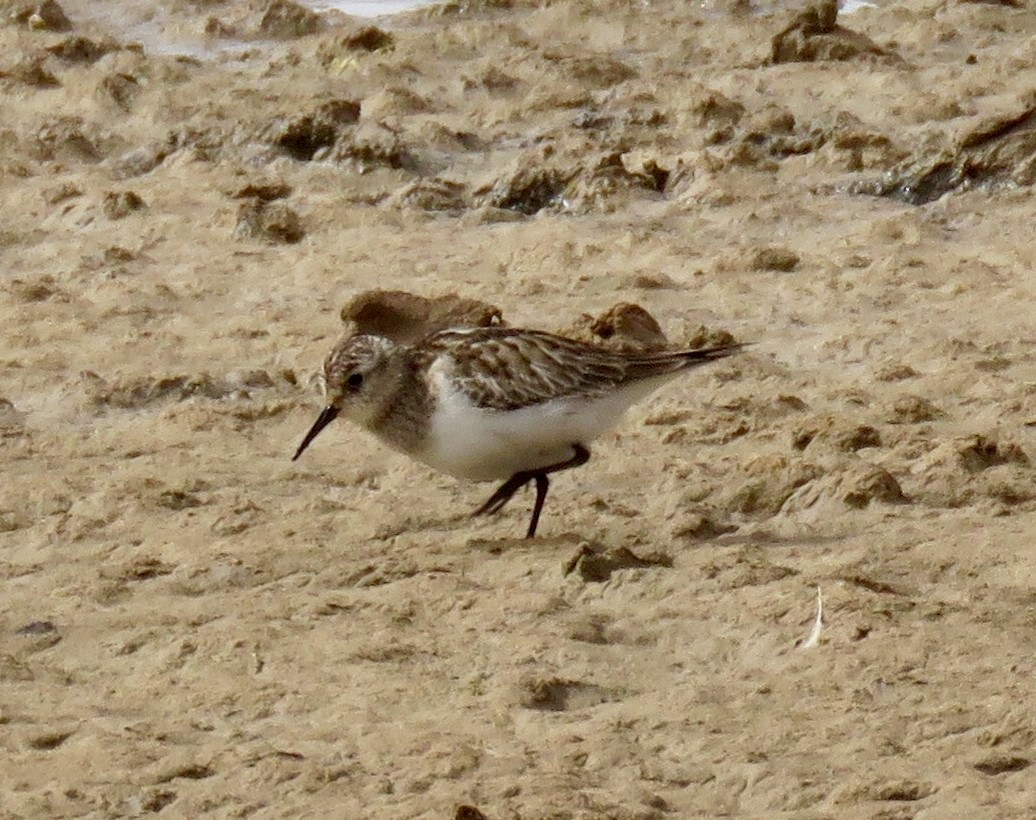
[472, 472, 534, 518]
[525, 474, 550, 539]
[473, 444, 591, 538]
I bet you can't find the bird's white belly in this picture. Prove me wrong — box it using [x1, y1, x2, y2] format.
[420, 380, 664, 481]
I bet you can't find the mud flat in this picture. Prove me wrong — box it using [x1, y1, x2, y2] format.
[2, 0, 1036, 816]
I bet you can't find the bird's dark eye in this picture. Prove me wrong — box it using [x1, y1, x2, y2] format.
[346, 372, 364, 389]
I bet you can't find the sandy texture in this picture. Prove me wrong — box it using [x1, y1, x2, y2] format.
[3, 0, 1036, 816]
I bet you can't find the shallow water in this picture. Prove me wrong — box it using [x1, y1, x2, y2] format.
[840, 0, 878, 14]
[306, 0, 440, 15]
[57, 0, 439, 60]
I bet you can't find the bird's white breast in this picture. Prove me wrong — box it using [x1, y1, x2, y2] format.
[417, 361, 669, 481]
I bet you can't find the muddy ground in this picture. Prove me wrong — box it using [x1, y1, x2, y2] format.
[2, 0, 1036, 817]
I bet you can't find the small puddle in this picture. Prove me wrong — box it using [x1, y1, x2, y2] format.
[54, 0, 440, 61]
[840, 0, 879, 14]
[306, 0, 440, 14]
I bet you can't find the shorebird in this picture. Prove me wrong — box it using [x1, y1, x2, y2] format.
[293, 326, 742, 538]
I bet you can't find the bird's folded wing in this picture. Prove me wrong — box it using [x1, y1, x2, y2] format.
[424, 328, 628, 411]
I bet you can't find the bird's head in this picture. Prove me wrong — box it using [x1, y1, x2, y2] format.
[291, 333, 399, 460]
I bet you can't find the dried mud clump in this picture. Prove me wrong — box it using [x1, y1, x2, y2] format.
[327, 129, 413, 172]
[388, 178, 467, 213]
[230, 181, 292, 202]
[1, 54, 60, 88]
[477, 152, 574, 215]
[265, 99, 360, 161]
[770, 0, 894, 64]
[750, 246, 800, 273]
[571, 102, 667, 137]
[204, 0, 323, 41]
[478, 148, 666, 216]
[513, 675, 615, 712]
[719, 456, 823, 517]
[563, 543, 673, 583]
[45, 35, 119, 64]
[791, 417, 881, 454]
[0, 397, 27, 439]
[235, 198, 304, 244]
[102, 190, 146, 219]
[852, 99, 1036, 204]
[886, 394, 943, 424]
[463, 65, 518, 93]
[670, 105, 833, 185]
[560, 303, 670, 353]
[548, 52, 636, 88]
[670, 510, 738, 540]
[564, 150, 668, 213]
[826, 111, 897, 171]
[454, 806, 489, 820]
[255, 0, 322, 40]
[340, 290, 502, 343]
[317, 26, 393, 68]
[736, 106, 830, 160]
[954, 436, 1029, 473]
[35, 116, 101, 163]
[905, 435, 1032, 509]
[362, 86, 433, 120]
[6, 0, 72, 31]
[781, 462, 908, 515]
[99, 72, 141, 111]
[692, 90, 746, 129]
[973, 755, 1031, 777]
[111, 132, 192, 179]
[682, 325, 739, 349]
[5, 274, 67, 302]
[702, 548, 798, 590]
[875, 363, 920, 382]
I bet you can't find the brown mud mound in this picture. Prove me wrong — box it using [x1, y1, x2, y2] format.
[559, 302, 671, 352]
[852, 96, 1036, 203]
[770, 0, 897, 64]
[202, 0, 324, 41]
[339, 290, 503, 342]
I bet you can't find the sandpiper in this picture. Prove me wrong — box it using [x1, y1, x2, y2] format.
[293, 326, 743, 538]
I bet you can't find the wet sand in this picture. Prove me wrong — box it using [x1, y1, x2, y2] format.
[2, 0, 1036, 816]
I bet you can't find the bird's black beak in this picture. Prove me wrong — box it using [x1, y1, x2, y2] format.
[292, 405, 340, 461]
